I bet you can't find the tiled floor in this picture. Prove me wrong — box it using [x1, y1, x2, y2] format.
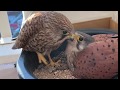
[0, 63, 19, 79]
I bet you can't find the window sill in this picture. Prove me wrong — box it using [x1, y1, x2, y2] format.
[0, 41, 22, 64]
[0, 37, 15, 45]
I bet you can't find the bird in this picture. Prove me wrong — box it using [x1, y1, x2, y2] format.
[12, 11, 80, 67]
[65, 32, 118, 79]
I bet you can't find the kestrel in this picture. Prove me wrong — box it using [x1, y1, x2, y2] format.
[12, 11, 80, 67]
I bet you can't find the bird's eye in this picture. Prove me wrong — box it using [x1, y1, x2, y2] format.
[78, 37, 83, 41]
[63, 31, 68, 35]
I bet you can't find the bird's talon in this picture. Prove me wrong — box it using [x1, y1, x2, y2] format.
[49, 60, 61, 67]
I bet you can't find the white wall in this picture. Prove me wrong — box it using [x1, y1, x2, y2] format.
[112, 11, 118, 23]
[0, 11, 11, 38]
[56, 11, 114, 23]
[23, 11, 116, 23]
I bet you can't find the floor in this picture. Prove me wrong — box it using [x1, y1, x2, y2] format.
[0, 62, 19, 79]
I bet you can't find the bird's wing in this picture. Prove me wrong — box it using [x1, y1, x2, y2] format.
[12, 12, 43, 49]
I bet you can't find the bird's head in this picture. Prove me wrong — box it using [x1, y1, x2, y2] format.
[67, 31, 95, 52]
[76, 32, 95, 51]
[65, 31, 94, 72]
[42, 11, 80, 41]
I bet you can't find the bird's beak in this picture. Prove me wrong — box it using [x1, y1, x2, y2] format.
[68, 33, 80, 41]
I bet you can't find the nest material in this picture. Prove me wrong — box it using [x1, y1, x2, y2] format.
[33, 52, 76, 79]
